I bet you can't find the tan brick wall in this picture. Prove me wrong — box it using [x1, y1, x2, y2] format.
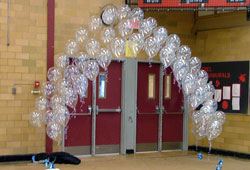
[189, 12, 250, 154]
[0, 0, 47, 155]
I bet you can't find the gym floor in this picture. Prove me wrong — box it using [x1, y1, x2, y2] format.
[1, 151, 249, 170]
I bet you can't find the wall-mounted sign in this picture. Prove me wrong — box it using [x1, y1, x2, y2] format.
[201, 61, 249, 114]
[139, 0, 250, 8]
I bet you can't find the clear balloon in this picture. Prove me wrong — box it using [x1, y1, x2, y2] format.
[201, 99, 218, 114]
[75, 27, 88, 44]
[44, 109, 55, 125]
[176, 45, 191, 60]
[189, 57, 201, 75]
[160, 44, 175, 68]
[74, 52, 89, 73]
[50, 95, 66, 110]
[118, 4, 131, 20]
[101, 27, 115, 44]
[65, 87, 78, 109]
[65, 65, 80, 82]
[56, 78, 72, 96]
[139, 17, 157, 38]
[129, 8, 144, 21]
[41, 81, 55, 99]
[46, 122, 62, 142]
[166, 34, 181, 52]
[54, 105, 70, 126]
[215, 111, 226, 124]
[128, 33, 144, 57]
[55, 53, 69, 70]
[30, 110, 43, 128]
[153, 26, 168, 46]
[182, 73, 197, 96]
[35, 96, 48, 112]
[197, 70, 208, 86]
[85, 60, 100, 81]
[85, 38, 100, 57]
[144, 36, 160, 60]
[111, 37, 126, 58]
[47, 67, 62, 83]
[89, 15, 102, 33]
[118, 19, 133, 38]
[206, 119, 222, 141]
[101, 5, 118, 25]
[97, 48, 112, 70]
[64, 40, 79, 56]
[74, 74, 88, 98]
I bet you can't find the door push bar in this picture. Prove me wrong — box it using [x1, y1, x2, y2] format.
[137, 105, 161, 114]
[69, 105, 92, 116]
[96, 106, 121, 115]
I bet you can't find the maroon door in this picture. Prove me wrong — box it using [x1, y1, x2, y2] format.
[64, 80, 92, 155]
[96, 61, 122, 154]
[162, 67, 183, 150]
[136, 63, 160, 152]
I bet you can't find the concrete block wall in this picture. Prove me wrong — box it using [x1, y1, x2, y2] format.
[0, 0, 47, 155]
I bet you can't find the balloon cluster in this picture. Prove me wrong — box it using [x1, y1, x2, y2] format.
[30, 4, 225, 146]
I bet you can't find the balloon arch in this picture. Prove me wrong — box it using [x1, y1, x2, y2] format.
[30, 4, 225, 151]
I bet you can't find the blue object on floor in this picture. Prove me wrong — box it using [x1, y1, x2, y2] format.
[197, 153, 203, 160]
[216, 164, 221, 170]
[218, 159, 223, 166]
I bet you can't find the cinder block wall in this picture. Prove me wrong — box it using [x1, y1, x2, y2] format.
[0, 0, 47, 155]
[189, 12, 250, 153]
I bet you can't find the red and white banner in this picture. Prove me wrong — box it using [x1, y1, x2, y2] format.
[139, 0, 250, 8]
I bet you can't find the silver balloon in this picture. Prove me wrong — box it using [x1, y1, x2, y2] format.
[215, 111, 226, 124]
[118, 4, 131, 20]
[41, 81, 55, 99]
[74, 74, 88, 98]
[166, 34, 181, 52]
[89, 15, 102, 33]
[204, 83, 215, 100]
[111, 37, 126, 58]
[85, 60, 99, 81]
[46, 122, 62, 142]
[101, 27, 115, 44]
[128, 33, 144, 57]
[75, 27, 88, 44]
[47, 67, 62, 83]
[55, 53, 69, 70]
[30, 110, 43, 128]
[85, 38, 100, 57]
[153, 26, 168, 46]
[201, 99, 218, 114]
[176, 45, 191, 60]
[189, 57, 201, 75]
[74, 52, 89, 73]
[144, 36, 160, 60]
[102, 5, 118, 25]
[35, 96, 48, 112]
[118, 19, 133, 38]
[64, 40, 79, 56]
[160, 44, 175, 68]
[97, 48, 112, 70]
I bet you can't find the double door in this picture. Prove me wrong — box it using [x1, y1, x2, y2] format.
[136, 62, 184, 152]
[64, 61, 122, 155]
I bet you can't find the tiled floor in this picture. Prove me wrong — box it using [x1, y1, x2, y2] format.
[1, 151, 250, 170]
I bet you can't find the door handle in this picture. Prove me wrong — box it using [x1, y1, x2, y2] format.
[136, 106, 160, 114]
[70, 105, 92, 116]
[96, 105, 121, 115]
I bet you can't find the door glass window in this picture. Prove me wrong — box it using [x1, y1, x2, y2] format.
[164, 74, 171, 99]
[148, 74, 155, 99]
[98, 73, 107, 98]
